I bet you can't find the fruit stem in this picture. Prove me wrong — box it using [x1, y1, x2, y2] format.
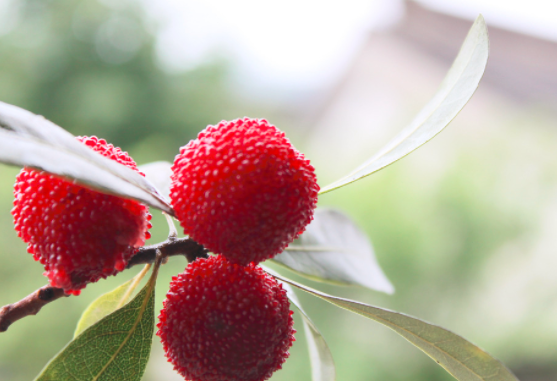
[163, 212, 178, 240]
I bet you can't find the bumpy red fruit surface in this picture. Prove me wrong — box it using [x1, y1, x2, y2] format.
[157, 254, 295, 381]
[170, 118, 319, 265]
[12, 136, 152, 295]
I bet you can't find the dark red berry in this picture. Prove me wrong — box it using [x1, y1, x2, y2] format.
[170, 118, 319, 265]
[12, 136, 152, 295]
[157, 254, 295, 381]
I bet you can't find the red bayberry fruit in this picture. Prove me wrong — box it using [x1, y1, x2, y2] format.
[170, 118, 319, 265]
[12, 136, 152, 295]
[157, 254, 295, 381]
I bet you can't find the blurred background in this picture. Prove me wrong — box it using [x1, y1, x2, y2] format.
[1, 0, 557, 380]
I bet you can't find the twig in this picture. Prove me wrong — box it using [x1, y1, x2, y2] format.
[0, 286, 67, 332]
[127, 237, 208, 267]
[0, 237, 207, 333]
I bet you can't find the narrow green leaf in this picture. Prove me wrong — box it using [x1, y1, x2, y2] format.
[272, 208, 394, 293]
[319, 14, 489, 194]
[0, 102, 173, 214]
[272, 272, 518, 381]
[282, 282, 336, 381]
[74, 264, 151, 338]
[35, 257, 163, 381]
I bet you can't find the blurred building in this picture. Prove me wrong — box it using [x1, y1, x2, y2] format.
[308, 0, 557, 181]
[309, 0, 557, 143]
[307, 2, 557, 380]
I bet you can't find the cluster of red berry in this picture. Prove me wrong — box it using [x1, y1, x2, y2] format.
[12, 118, 319, 381]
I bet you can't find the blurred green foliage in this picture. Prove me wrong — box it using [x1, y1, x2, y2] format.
[1, 1, 557, 381]
[0, 0, 251, 162]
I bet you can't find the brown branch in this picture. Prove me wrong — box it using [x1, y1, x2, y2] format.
[0, 286, 67, 332]
[127, 237, 208, 267]
[0, 237, 207, 333]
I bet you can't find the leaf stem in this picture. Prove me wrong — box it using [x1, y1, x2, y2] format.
[116, 264, 151, 310]
[163, 212, 178, 240]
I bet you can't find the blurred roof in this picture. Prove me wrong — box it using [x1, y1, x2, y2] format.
[398, 1, 557, 103]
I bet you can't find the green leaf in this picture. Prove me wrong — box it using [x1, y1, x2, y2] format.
[272, 208, 394, 293]
[319, 14, 489, 194]
[272, 272, 518, 381]
[35, 257, 163, 381]
[281, 282, 336, 381]
[74, 264, 151, 338]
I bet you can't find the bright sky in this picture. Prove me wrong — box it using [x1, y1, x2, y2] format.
[145, 0, 403, 95]
[144, 0, 557, 96]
